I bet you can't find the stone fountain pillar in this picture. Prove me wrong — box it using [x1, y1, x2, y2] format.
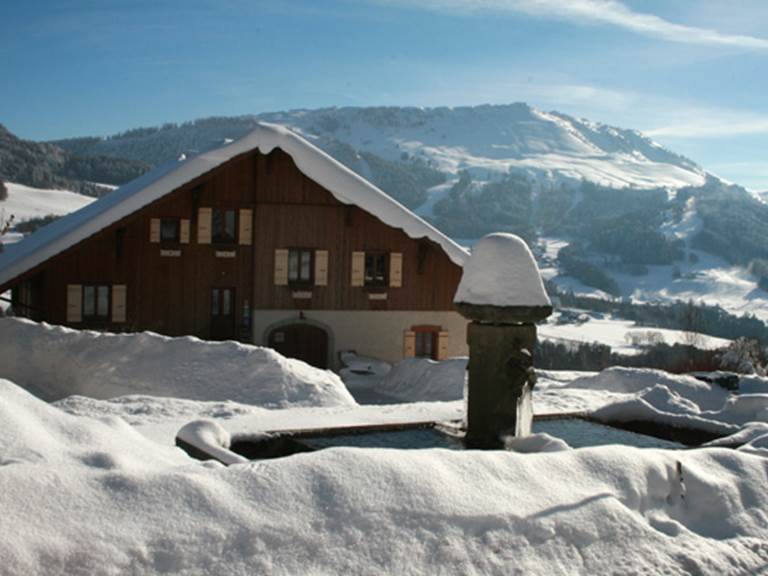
[454, 234, 553, 449]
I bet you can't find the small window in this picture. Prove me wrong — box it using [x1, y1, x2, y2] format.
[160, 218, 180, 243]
[364, 252, 389, 287]
[288, 249, 314, 284]
[212, 209, 236, 244]
[83, 284, 110, 319]
[415, 331, 436, 359]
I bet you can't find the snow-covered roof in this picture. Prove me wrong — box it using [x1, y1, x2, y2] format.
[0, 123, 468, 288]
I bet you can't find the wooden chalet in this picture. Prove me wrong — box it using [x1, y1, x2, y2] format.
[0, 123, 470, 369]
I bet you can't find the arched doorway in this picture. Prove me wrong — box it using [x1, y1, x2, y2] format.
[267, 322, 330, 369]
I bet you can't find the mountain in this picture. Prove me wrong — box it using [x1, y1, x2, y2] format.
[0, 124, 149, 197]
[45, 104, 768, 320]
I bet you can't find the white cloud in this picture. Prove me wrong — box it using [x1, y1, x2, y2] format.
[647, 117, 768, 138]
[379, 0, 768, 49]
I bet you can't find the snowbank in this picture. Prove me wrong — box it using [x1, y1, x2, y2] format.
[454, 233, 551, 308]
[503, 432, 570, 453]
[566, 367, 729, 410]
[377, 357, 467, 402]
[2, 378, 768, 575]
[576, 367, 768, 439]
[0, 318, 355, 408]
[176, 419, 247, 465]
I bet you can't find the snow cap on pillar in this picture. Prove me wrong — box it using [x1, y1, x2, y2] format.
[454, 233, 553, 324]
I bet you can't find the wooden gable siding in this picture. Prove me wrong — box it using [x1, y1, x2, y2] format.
[3, 147, 462, 338]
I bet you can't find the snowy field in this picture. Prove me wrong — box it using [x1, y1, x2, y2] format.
[0, 182, 94, 224]
[0, 182, 95, 247]
[1, 320, 768, 574]
[539, 312, 731, 355]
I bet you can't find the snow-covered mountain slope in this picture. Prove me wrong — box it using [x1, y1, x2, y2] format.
[537, 193, 768, 322]
[262, 104, 706, 190]
[0, 181, 95, 223]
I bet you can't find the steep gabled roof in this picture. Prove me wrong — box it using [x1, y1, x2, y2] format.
[0, 123, 468, 288]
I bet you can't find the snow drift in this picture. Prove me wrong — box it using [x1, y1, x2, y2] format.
[0, 318, 355, 408]
[1, 378, 768, 575]
[377, 357, 467, 402]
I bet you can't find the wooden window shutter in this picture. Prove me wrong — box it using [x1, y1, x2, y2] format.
[389, 252, 403, 288]
[180, 219, 190, 244]
[238, 209, 253, 246]
[351, 251, 365, 287]
[403, 330, 416, 358]
[112, 285, 127, 323]
[197, 208, 212, 244]
[437, 331, 450, 360]
[149, 218, 160, 243]
[315, 250, 328, 286]
[66, 285, 82, 323]
[274, 249, 289, 286]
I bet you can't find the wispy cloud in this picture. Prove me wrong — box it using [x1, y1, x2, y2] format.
[646, 110, 768, 138]
[377, 0, 768, 49]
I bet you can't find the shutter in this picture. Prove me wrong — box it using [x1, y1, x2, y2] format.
[112, 285, 127, 323]
[274, 249, 289, 286]
[197, 208, 212, 244]
[437, 331, 450, 360]
[351, 251, 365, 287]
[180, 219, 190, 244]
[238, 209, 253, 246]
[66, 284, 82, 323]
[315, 250, 328, 286]
[389, 252, 403, 288]
[149, 218, 160, 243]
[403, 330, 416, 358]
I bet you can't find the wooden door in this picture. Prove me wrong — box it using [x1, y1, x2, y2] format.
[210, 287, 236, 341]
[268, 323, 329, 369]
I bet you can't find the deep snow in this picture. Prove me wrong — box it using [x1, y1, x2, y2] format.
[0, 317, 355, 407]
[2, 378, 768, 575]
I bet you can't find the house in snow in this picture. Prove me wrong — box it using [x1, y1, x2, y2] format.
[0, 123, 470, 368]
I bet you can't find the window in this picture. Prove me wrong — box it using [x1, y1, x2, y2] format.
[212, 209, 236, 244]
[364, 252, 389, 287]
[288, 249, 313, 284]
[160, 218, 180, 242]
[415, 331, 436, 358]
[83, 285, 110, 319]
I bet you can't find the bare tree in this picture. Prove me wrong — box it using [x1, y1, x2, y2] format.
[0, 179, 7, 201]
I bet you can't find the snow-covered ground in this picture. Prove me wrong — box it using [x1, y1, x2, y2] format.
[2, 322, 768, 574]
[3, 375, 768, 574]
[0, 318, 354, 407]
[0, 181, 94, 224]
[539, 312, 731, 355]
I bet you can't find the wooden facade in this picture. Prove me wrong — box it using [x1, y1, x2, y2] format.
[3, 146, 466, 366]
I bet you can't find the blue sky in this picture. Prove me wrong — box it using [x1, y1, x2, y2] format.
[2, 0, 768, 188]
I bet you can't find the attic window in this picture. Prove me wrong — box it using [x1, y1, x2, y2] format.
[212, 209, 236, 244]
[160, 219, 180, 243]
[364, 252, 389, 287]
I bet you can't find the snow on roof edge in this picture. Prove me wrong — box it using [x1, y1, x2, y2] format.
[0, 123, 468, 287]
